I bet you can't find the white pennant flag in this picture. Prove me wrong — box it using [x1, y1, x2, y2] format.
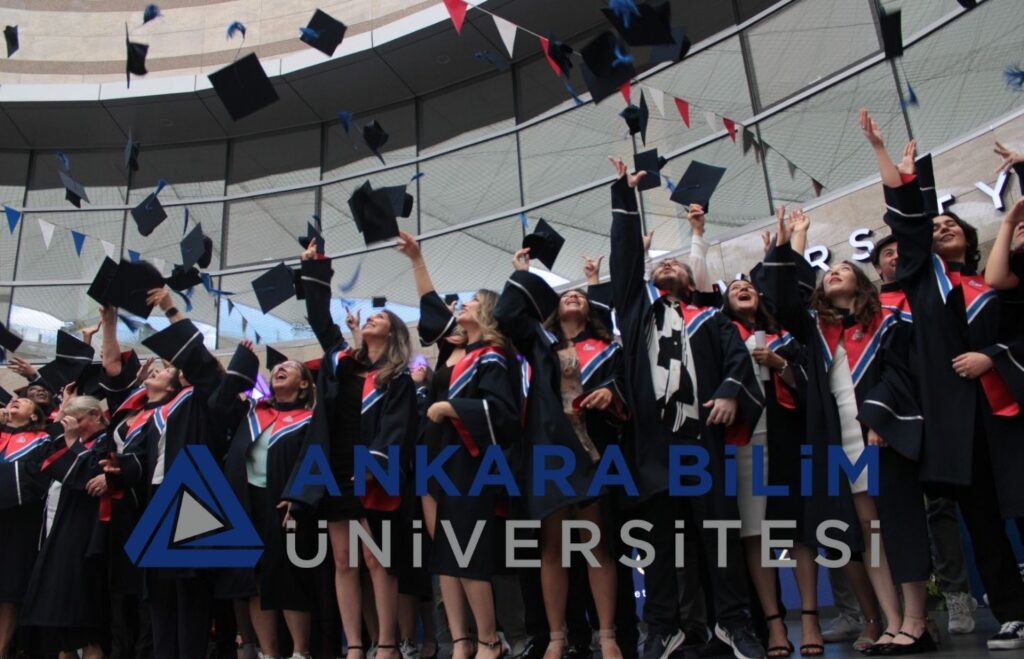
[101, 240, 116, 259]
[493, 15, 517, 57]
[647, 86, 666, 117]
[153, 257, 165, 273]
[704, 110, 718, 133]
[38, 218, 55, 249]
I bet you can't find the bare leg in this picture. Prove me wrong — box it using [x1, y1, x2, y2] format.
[440, 576, 473, 659]
[792, 543, 824, 654]
[422, 494, 437, 541]
[842, 560, 882, 645]
[743, 536, 789, 656]
[890, 582, 930, 647]
[283, 609, 312, 654]
[329, 521, 365, 659]
[851, 493, 901, 646]
[420, 598, 438, 657]
[540, 507, 569, 659]
[0, 603, 17, 657]
[82, 643, 106, 659]
[362, 519, 400, 659]
[462, 578, 500, 659]
[399, 594, 419, 646]
[249, 595, 280, 657]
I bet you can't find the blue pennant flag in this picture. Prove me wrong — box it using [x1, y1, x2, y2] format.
[200, 272, 235, 298]
[3, 205, 21, 234]
[71, 230, 87, 256]
[901, 82, 919, 108]
[226, 298, 235, 315]
[664, 176, 676, 193]
[128, 250, 141, 262]
[1005, 65, 1024, 91]
[118, 313, 142, 333]
[612, 45, 633, 68]
[410, 171, 425, 182]
[337, 111, 353, 133]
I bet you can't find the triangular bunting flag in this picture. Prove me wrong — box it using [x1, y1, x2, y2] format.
[493, 15, 517, 57]
[539, 37, 561, 77]
[742, 128, 755, 155]
[38, 219, 55, 249]
[101, 240, 116, 259]
[787, 159, 797, 179]
[620, 81, 631, 105]
[71, 230, 87, 256]
[442, 0, 468, 34]
[519, 213, 528, 229]
[241, 316, 248, 334]
[128, 250, 141, 262]
[254, 331, 261, 344]
[811, 178, 824, 197]
[704, 110, 717, 133]
[674, 97, 690, 127]
[3, 205, 20, 234]
[647, 86, 665, 117]
[226, 298, 235, 315]
[723, 117, 737, 142]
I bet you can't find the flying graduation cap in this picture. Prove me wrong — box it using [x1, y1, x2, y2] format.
[648, 25, 690, 66]
[670, 160, 726, 212]
[879, 8, 904, 60]
[579, 31, 636, 104]
[252, 262, 296, 314]
[361, 120, 389, 164]
[37, 330, 96, 390]
[634, 148, 667, 191]
[347, 180, 414, 246]
[4, 25, 18, 58]
[543, 33, 575, 78]
[300, 9, 347, 57]
[522, 218, 565, 270]
[620, 91, 650, 144]
[131, 189, 168, 236]
[180, 223, 213, 270]
[298, 220, 325, 254]
[88, 258, 166, 318]
[208, 53, 280, 121]
[601, 1, 674, 46]
[59, 171, 90, 208]
[0, 321, 23, 359]
[125, 24, 149, 87]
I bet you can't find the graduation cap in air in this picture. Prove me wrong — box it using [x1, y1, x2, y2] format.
[165, 265, 202, 292]
[648, 25, 690, 66]
[371, 296, 387, 308]
[879, 9, 903, 60]
[0, 322, 23, 356]
[634, 148, 667, 192]
[252, 262, 296, 314]
[300, 9, 347, 57]
[265, 345, 290, 371]
[298, 221, 325, 255]
[87, 257, 119, 307]
[142, 319, 204, 367]
[4, 25, 18, 58]
[102, 260, 167, 318]
[180, 223, 213, 270]
[361, 120, 389, 165]
[522, 218, 565, 270]
[670, 160, 726, 212]
[207, 53, 280, 121]
[620, 92, 650, 145]
[59, 171, 90, 208]
[125, 25, 149, 87]
[915, 152, 939, 215]
[37, 330, 96, 389]
[124, 131, 140, 172]
[543, 33, 574, 78]
[444, 293, 459, 306]
[223, 343, 259, 384]
[75, 362, 107, 399]
[131, 193, 167, 236]
[601, 1, 674, 46]
[579, 31, 636, 105]
[347, 181, 411, 246]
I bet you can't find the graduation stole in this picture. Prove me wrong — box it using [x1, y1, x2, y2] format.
[732, 321, 797, 411]
[0, 429, 49, 463]
[575, 338, 619, 386]
[815, 311, 895, 388]
[246, 402, 312, 449]
[880, 288, 912, 322]
[359, 369, 401, 512]
[152, 386, 194, 435]
[448, 345, 506, 399]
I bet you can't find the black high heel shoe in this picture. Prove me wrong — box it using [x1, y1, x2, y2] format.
[479, 637, 507, 659]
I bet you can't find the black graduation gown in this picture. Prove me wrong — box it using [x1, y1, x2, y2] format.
[883, 179, 1024, 518]
[760, 242, 924, 555]
[285, 258, 419, 519]
[608, 176, 764, 512]
[0, 426, 51, 603]
[495, 270, 629, 519]
[20, 429, 110, 646]
[210, 352, 316, 611]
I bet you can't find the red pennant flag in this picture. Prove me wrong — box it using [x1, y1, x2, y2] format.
[442, 0, 468, 34]
[539, 37, 562, 77]
[723, 117, 737, 142]
[620, 82, 631, 104]
[811, 178, 824, 197]
[674, 97, 690, 128]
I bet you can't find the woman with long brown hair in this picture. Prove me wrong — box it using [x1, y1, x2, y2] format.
[286, 240, 419, 659]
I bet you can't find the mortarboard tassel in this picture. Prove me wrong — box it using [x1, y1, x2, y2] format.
[410, 171, 425, 182]
[901, 81, 919, 108]
[664, 176, 676, 193]
[143, 4, 161, 24]
[56, 151, 70, 171]
[200, 272, 235, 298]
[1005, 65, 1024, 91]
[337, 111, 353, 133]
[611, 45, 633, 68]
[299, 27, 321, 41]
[608, 0, 641, 29]
[519, 213, 529, 229]
[338, 260, 363, 294]
[226, 21, 247, 40]
[563, 79, 585, 107]
[174, 288, 193, 313]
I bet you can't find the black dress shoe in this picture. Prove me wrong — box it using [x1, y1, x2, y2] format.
[878, 631, 937, 655]
[859, 631, 896, 656]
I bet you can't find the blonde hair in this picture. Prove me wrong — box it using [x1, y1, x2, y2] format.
[467, 289, 513, 355]
[61, 396, 108, 427]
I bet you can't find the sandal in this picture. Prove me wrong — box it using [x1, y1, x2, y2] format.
[764, 613, 794, 658]
[478, 637, 507, 659]
[345, 645, 366, 659]
[543, 631, 566, 659]
[452, 638, 477, 659]
[798, 611, 824, 657]
[598, 629, 623, 659]
[853, 619, 881, 652]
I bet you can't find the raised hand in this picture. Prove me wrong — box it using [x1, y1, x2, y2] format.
[345, 307, 361, 332]
[761, 230, 773, 255]
[7, 356, 38, 380]
[81, 322, 101, 346]
[995, 141, 1024, 175]
[239, 339, 254, 353]
[145, 287, 173, 312]
[133, 357, 156, 387]
[513, 247, 531, 272]
[788, 209, 809, 234]
[859, 108, 885, 149]
[775, 205, 791, 247]
[898, 140, 917, 177]
[396, 230, 423, 261]
[300, 241, 319, 261]
[687, 204, 706, 237]
[608, 156, 647, 189]
[642, 230, 655, 253]
[1004, 197, 1024, 228]
[583, 255, 603, 284]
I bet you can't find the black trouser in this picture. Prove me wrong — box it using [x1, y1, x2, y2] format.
[955, 406, 1024, 623]
[110, 592, 154, 659]
[147, 575, 213, 659]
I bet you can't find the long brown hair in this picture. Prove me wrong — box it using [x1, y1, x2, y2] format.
[356, 310, 413, 389]
[271, 362, 316, 409]
[809, 261, 881, 331]
[721, 279, 780, 335]
[462, 289, 513, 355]
[10, 397, 47, 431]
[544, 289, 614, 350]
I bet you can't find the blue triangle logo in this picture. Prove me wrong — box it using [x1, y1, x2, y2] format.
[125, 445, 262, 568]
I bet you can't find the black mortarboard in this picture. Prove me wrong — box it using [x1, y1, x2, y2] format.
[141, 319, 203, 366]
[252, 262, 296, 314]
[298, 221, 325, 254]
[87, 257, 119, 306]
[634, 148, 666, 192]
[124, 130, 140, 172]
[957, 0, 977, 8]
[165, 265, 202, 292]
[375, 184, 415, 219]
[348, 182, 401, 246]
[76, 362, 106, 399]
[648, 25, 690, 66]
[104, 260, 166, 318]
[361, 120, 389, 165]
[4, 25, 18, 58]
[879, 9, 903, 60]
[544, 34, 574, 78]
[444, 293, 459, 306]
[207, 53, 280, 121]
[225, 344, 259, 383]
[601, 1, 674, 46]
[0, 322, 23, 354]
[580, 31, 637, 105]
[59, 171, 90, 208]
[0, 386, 12, 406]
[522, 218, 565, 270]
[53, 329, 94, 363]
[300, 9, 347, 57]
[372, 296, 387, 308]
[915, 153, 938, 215]
[670, 160, 727, 211]
[266, 345, 288, 371]
[125, 25, 149, 87]
[621, 92, 650, 144]
[131, 193, 167, 236]
[37, 330, 96, 390]
[180, 223, 212, 270]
